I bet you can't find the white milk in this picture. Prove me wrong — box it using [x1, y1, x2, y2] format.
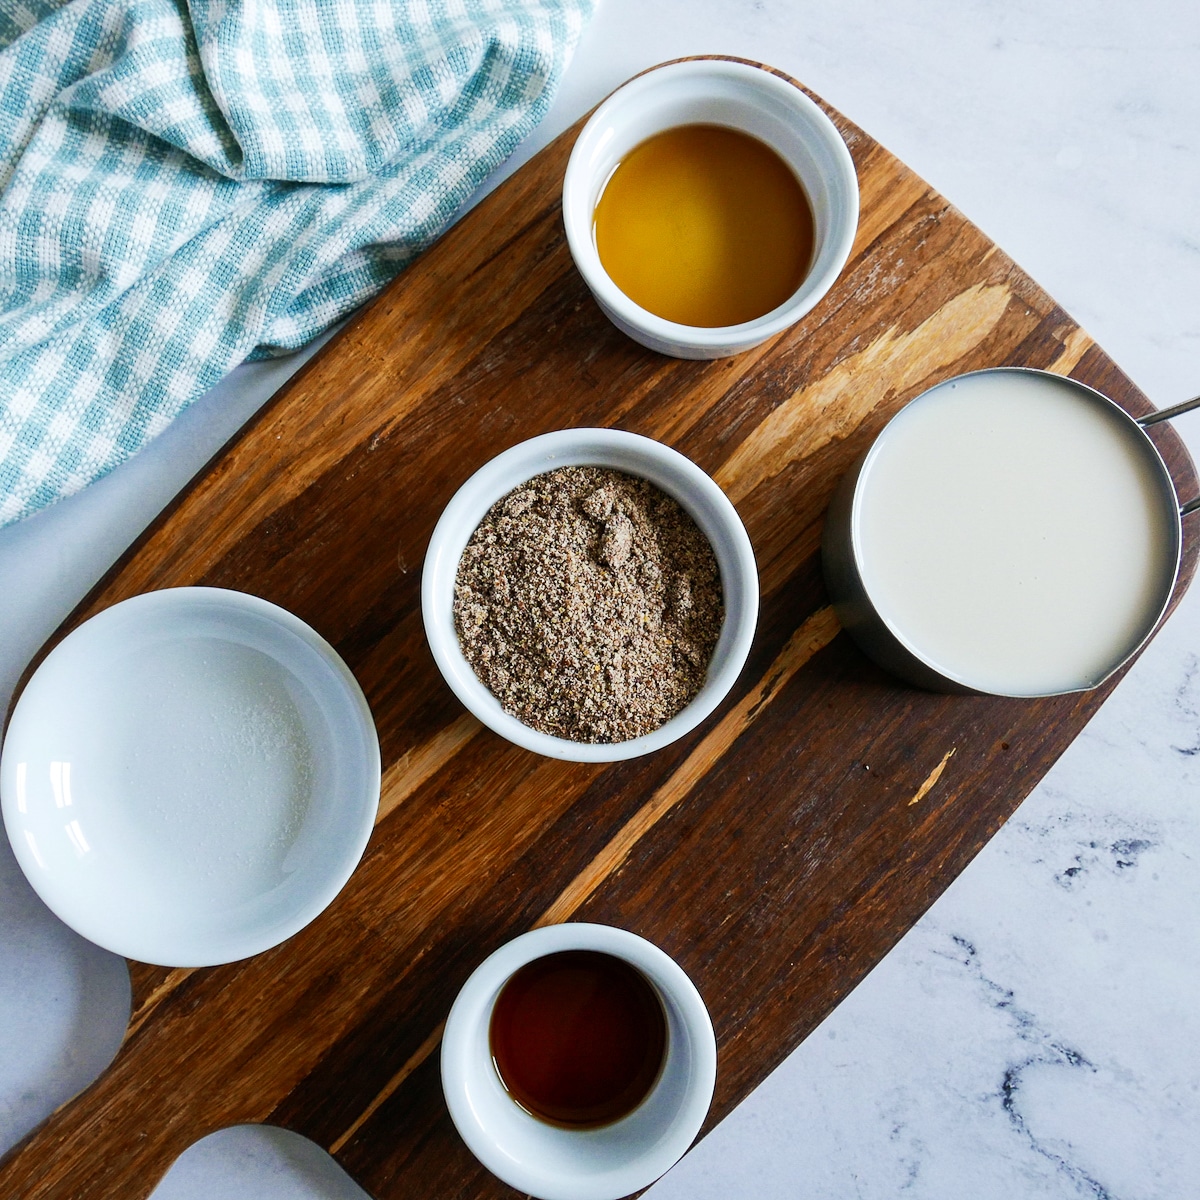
[853, 371, 1177, 694]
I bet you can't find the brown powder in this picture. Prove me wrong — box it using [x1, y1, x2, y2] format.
[453, 466, 724, 743]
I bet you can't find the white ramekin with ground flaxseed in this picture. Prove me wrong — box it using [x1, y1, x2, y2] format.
[422, 428, 759, 762]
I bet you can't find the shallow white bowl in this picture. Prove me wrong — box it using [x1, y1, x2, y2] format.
[0, 588, 380, 967]
[441, 923, 717, 1200]
[421, 428, 759, 762]
[563, 58, 860, 358]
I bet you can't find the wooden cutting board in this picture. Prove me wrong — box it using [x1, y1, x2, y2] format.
[3, 59, 1195, 1199]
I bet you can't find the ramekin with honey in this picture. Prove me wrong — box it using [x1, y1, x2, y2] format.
[562, 58, 859, 358]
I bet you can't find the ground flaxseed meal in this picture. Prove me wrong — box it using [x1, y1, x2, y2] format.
[453, 466, 724, 743]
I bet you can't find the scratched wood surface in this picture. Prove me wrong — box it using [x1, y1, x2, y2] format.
[2, 60, 1195, 1199]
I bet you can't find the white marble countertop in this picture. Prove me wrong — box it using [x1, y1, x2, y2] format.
[2, 1, 1197, 1196]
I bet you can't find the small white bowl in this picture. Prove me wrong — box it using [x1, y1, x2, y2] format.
[0, 588, 380, 967]
[562, 58, 859, 359]
[421, 428, 759, 762]
[441, 923, 717, 1200]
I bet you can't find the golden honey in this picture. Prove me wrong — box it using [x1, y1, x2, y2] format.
[592, 124, 815, 328]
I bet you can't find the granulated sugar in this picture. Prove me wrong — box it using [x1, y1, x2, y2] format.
[453, 466, 724, 743]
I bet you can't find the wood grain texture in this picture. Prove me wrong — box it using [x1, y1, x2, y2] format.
[2, 59, 1195, 1199]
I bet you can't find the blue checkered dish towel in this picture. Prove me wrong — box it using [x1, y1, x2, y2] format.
[0, 0, 591, 526]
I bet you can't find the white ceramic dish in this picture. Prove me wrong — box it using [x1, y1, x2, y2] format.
[562, 58, 859, 359]
[0, 587, 380, 967]
[441, 923, 717, 1200]
[421, 428, 759, 762]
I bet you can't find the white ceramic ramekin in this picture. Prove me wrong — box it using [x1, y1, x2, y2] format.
[421, 428, 759, 762]
[562, 58, 859, 359]
[0, 588, 380, 967]
[441, 923, 717, 1200]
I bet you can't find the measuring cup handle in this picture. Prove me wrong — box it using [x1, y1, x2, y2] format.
[1136, 393, 1200, 427]
[1136, 393, 1200, 518]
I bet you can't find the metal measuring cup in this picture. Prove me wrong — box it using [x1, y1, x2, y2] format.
[822, 367, 1200, 696]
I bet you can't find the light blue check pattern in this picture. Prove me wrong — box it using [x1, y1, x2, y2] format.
[0, 0, 591, 526]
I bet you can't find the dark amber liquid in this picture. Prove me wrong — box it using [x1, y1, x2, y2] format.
[489, 950, 668, 1127]
[593, 124, 815, 328]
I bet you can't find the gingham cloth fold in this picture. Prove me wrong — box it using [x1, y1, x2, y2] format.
[0, 0, 591, 527]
